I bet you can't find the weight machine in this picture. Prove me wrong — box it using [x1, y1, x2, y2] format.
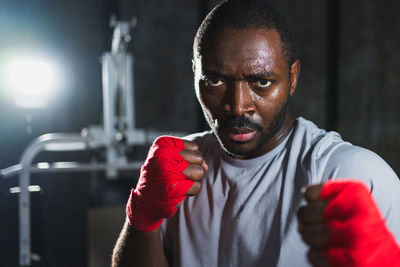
[0, 17, 185, 266]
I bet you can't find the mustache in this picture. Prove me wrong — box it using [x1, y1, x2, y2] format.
[219, 115, 263, 132]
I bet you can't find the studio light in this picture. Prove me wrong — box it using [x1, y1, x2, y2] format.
[6, 57, 58, 109]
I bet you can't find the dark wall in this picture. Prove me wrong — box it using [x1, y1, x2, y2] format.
[338, 1, 400, 172]
[119, 0, 201, 133]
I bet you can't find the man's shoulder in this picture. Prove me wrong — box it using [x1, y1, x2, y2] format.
[295, 118, 398, 185]
[293, 117, 345, 157]
[321, 140, 398, 185]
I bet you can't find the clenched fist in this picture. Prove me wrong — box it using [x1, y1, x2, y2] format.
[126, 136, 208, 232]
[298, 180, 400, 267]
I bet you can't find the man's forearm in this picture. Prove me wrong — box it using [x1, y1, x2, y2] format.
[112, 219, 168, 267]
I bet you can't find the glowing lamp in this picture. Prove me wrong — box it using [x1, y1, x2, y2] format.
[6, 58, 57, 109]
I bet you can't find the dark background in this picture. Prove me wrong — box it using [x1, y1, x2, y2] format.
[0, 0, 399, 266]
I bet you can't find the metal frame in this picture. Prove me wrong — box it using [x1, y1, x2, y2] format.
[2, 131, 183, 266]
[2, 134, 143, 265]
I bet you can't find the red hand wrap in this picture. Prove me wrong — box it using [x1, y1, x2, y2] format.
[320, 180, 400, 267]
[126, 136, 194, 232]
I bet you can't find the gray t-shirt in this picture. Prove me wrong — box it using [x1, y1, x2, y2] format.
[161, 117, 400, 267]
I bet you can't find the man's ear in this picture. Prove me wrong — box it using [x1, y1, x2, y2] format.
[192, 59, 196, 73]
[289, 60, 301, 96]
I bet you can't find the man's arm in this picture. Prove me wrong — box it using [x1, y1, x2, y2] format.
[112, 219, 168, 267]
[111, 136, 207, 267]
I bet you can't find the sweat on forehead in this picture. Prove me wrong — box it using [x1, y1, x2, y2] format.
[193, 0, 295, 64]
[202, 27, 283, 59]
[199, 28, 288, 75]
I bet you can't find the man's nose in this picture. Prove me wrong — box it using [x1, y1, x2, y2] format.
[223, 81, 255, 116]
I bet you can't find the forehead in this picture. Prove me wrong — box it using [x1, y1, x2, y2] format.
[200, 28, 287, 74]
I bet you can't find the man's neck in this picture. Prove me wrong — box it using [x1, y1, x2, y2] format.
[250, 111, 296, 159]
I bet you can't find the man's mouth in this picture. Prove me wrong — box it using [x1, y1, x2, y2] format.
[227, 127, 257, 142]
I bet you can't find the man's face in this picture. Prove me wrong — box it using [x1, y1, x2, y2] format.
[194, 28, 299, 159]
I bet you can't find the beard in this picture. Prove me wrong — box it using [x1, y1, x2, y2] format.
[209, 101, 288, 158]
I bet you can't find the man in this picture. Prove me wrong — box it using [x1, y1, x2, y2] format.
[112, 1, 400, 266]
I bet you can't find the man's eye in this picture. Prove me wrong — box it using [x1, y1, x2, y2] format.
[206, 78, 224, 87]
[255, 79, 272, 88]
